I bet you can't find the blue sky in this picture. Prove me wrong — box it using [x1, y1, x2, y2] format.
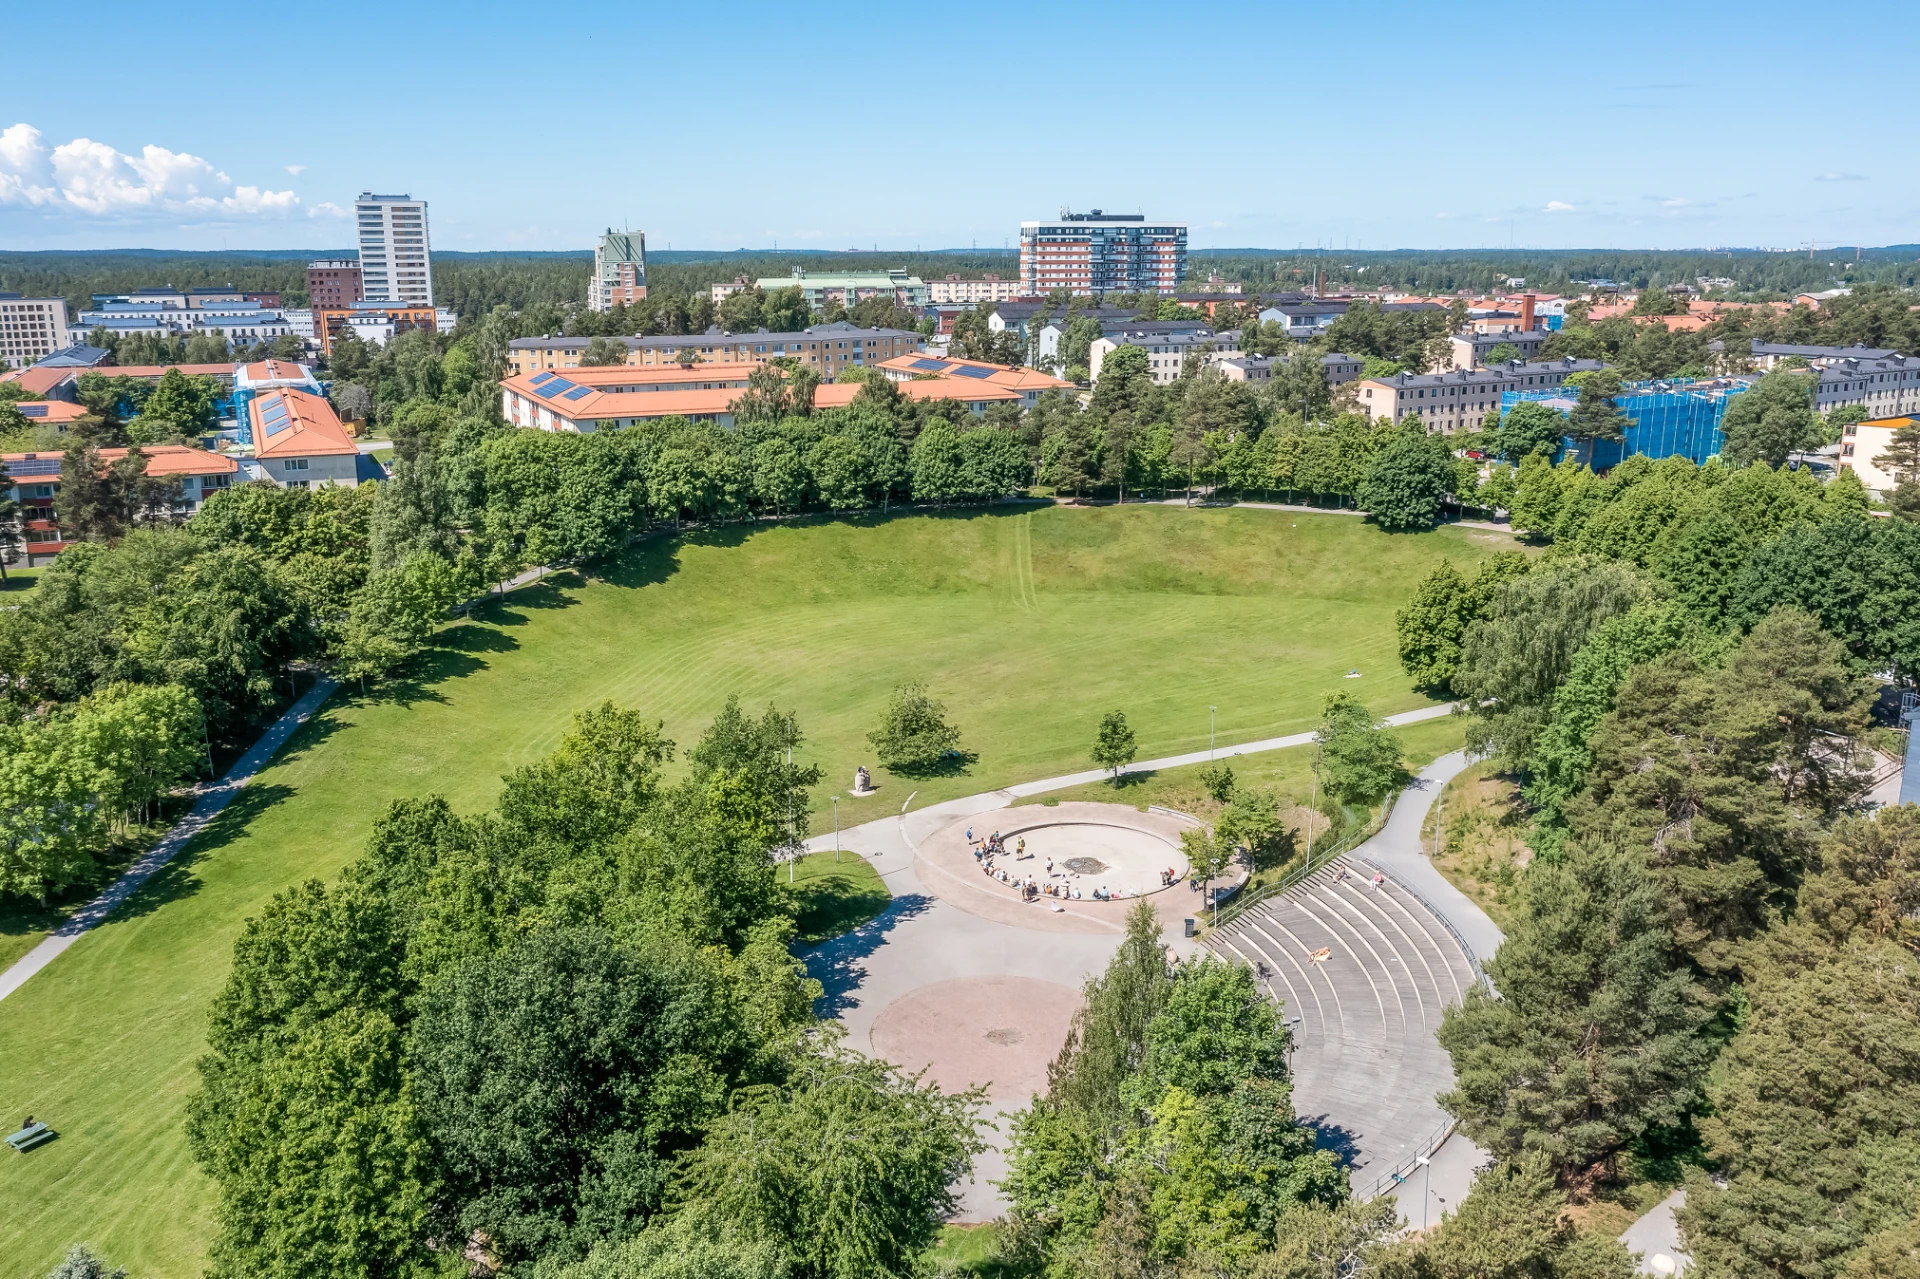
[2, 0, 1913, 255]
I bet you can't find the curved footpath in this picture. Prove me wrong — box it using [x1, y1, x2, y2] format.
[803, 709, 1465, 1222]
[0, 677, 339, 1004]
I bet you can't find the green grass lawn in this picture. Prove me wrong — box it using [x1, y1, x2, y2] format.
[0, 503, 1513, 1278]
[781, 849, 891, 947]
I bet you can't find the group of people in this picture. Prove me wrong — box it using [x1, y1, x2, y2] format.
[1159, 867, 1182, 887]
[970, 827, 1130, 904]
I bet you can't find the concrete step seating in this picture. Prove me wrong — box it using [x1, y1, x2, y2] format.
[1205, 856, 1479, 1189]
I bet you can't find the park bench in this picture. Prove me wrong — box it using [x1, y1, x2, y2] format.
[6, 1121, 54, 1152]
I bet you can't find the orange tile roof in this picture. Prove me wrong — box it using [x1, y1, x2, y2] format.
[875, 353, 1072, 394]
[2, 444, 237, 477]
[239, 359, 313, 384]
[10, 400, 89, 424]
[251, 388, 358, 458]
[0, 367, 79, 396]
[100, 445, 239, 476]
[897, 380, 1022, 405]
[530, 362, 764, 387]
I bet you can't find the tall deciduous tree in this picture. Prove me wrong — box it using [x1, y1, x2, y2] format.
[1720, 368, 1819, 468]
[1358, 422, 1456, 531]
[1091, 710, 1136, 779]
[1314, 692, 1405, 806]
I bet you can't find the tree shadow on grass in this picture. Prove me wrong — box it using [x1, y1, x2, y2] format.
[804, 892, 936, 1020]
[255, 703, 352, 772]
[100, 783, 298, 926]
[886, 750, 981, 781]
[1106, 768, 1157, 790]
[789, 869, 895, 948]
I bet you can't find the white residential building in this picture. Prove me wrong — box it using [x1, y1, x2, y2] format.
[356, 193, 433, 306]
[0, 295, 72, 367]
[928, 274, 1027, 305]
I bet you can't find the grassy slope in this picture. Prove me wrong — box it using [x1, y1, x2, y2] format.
[0, 504, 1512, 1279]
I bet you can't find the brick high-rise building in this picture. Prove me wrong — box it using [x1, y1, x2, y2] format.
[1019, 209, 1187, 297]
[305, 260, 363, 337]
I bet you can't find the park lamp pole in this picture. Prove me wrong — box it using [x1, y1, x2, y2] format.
[1418, 1155, 1433, 1230]
[833, 796, 840, 863]
[1306, 742, 1321, 862]
[1209, 706, 1217, 761]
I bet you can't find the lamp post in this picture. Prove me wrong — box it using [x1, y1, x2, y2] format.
[1306, 742, 1321, 862]
[1209, 706, 1217, 761]
[833, 796, 840, 863]
[1417, 1155, 1433, 1230]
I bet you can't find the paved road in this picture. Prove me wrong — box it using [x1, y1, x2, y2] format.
[0, 677, 338, 1004]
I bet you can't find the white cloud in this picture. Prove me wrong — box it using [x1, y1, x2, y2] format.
[0, 122, 300, 219]
[284, 164, 305, 176]
[1815, 171, 1866, 182]
[309, 200, 348, 219]
[1544, 200, 1576, 213]
[1660, 196, 1689, 208]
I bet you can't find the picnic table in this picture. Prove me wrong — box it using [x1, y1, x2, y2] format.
[6, 1121, 54, 1152]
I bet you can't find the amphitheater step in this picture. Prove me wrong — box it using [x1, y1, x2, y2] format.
[1205, 855, 1479, 1192]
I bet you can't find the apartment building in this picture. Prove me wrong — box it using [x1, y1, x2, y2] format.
[1449, 328, 1551, 370]
[874, 353, 1073, 406]
[1256, 301, 1349, 340]
[928, 274, 1028, 305]
[246, 388, 369, 488]
[0, 295, 72, 367]
[315, 301, 439, 354]
[1089, 327, 1240, 385]
[75, 299, 296, 347]
[1358, 358, 1605, 432]
[751, 269, 928, 310]
[355, 193, 432, 306]
[502, 362, 1026, 434]
[505, 322, 922, 376]
[1034, 316, 1211, 369]
[590, 230, 648, 312]
[1217, 352, 1364, 386]
[306, 260, 363, 335]
[1813, 354, 1920, 417]
[4, 446, 239, 566]
[1838, 414, 1913, 493]
[1018, 210, 1187, 297]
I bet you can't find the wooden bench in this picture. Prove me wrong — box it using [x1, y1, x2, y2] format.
[6, 1122, 54, 1152]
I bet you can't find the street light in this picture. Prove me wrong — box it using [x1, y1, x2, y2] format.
[833, 795, 840, 863]
[1209, 706, 1217, 761]
[1417, 1155, 1433, 1231]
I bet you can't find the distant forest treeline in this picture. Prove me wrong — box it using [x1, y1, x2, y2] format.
[3, 244, 1915, 324]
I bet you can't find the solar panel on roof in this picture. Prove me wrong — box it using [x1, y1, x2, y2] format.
[19, 405, 45, 417]
[562, 386, 594, 401]
[265, 416, 294, 437]
[952, 365, 994, 379]
[530, 372, 556, 385]
[537, 378, 577, 399]
[909, 358, 950, 372]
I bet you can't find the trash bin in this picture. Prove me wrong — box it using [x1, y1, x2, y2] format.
[1183, 917, 1197, 938]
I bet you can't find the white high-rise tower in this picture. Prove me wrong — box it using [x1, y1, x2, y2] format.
[355, 193, 433, 306]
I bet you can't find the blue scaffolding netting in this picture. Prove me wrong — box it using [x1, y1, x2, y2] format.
[1501, 376, 1752, 468]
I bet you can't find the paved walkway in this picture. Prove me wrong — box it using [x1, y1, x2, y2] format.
[803, 704, 1472, 1221]
[0, 677, 338, 1004]
[1622, 1189, 1690, 1273]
